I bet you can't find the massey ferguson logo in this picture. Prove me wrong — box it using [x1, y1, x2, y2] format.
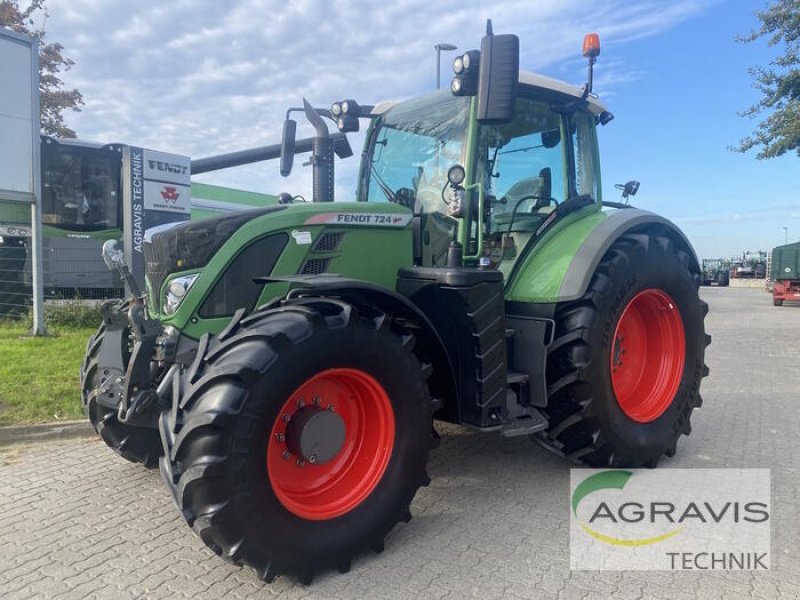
[161, 186, 180, 203]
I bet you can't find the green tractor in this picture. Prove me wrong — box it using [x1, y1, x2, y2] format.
[81, 26, 709, 583]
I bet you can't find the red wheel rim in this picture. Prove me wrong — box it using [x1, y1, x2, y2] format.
[610, 289, 686, 423]
[267, 368, 395, 520]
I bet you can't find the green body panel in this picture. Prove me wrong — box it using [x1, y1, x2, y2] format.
[190, 182, 276, 207]
[161, 201, 414, 339]
[0, 202, 29, 226]
[505, 204, 607, 303]
[190, 182, 277, 221]
[770, 241, 800, 280]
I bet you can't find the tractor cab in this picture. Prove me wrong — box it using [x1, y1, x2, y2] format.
[357, 72, 608, 277]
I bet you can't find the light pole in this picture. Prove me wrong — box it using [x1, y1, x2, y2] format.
[435, 43, 457, 89]
[783, 227, 789, 245]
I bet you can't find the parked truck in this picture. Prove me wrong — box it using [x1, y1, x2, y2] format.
[771, 241, 800, 306]
[80, 26, 710, 583]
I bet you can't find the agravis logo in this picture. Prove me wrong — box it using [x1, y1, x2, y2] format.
[569, 469, 771, 571]
[572, 470, 682, 546]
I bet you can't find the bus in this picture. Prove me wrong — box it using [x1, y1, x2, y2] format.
[0, 136, 275, 313]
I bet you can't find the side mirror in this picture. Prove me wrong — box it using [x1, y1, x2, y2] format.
[279, 118, 297, 177]
[539, 167, 552, 200]
[476, 23, 519, 124]
[333, 135, 354, 159]
[541, 129, 561, 149]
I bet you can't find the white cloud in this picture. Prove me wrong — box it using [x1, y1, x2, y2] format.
[44, 0, 712, 196]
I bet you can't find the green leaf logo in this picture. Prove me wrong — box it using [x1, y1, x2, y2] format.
[572, 470, 682, 547]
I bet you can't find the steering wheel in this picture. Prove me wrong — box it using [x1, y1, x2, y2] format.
[502, 195, 559, 235]
[505, 194, 559, 213]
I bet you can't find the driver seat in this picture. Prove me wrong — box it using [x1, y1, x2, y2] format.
[504, 176, 545, 207]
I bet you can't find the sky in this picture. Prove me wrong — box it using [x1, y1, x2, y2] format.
[39, 0, 800, 259]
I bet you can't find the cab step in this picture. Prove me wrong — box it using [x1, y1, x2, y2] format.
[501, 406, 548, 437]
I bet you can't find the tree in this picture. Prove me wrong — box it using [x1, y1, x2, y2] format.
[0, 0, 83, 138]
[734, 0, 800, 159]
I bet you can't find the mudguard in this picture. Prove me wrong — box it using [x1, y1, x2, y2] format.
[506, 207, 700, 304]
[258, 275, 459, 421]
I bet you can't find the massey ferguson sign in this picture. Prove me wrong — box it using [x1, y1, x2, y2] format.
[122, 146, 191, 292]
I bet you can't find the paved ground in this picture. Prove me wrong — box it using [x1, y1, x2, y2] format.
[1, 287, 799, 599]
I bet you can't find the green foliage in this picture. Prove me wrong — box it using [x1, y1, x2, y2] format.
[0, 323, 94, 424]
[734, 0, 800, 159]
[0, 301, 102, 329]
[44, 302, 103, 328]
[0, 0, 83, 138]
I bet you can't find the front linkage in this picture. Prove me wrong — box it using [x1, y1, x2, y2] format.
[80, 241, 180, 466]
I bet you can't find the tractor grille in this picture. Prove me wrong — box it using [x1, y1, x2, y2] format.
[143, 242, 170, 307]
[300, 258, 331, 275]
[311, 231, 344, 253]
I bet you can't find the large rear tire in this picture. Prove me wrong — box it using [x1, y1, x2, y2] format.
[80, 301, 162, 468]
[538, 230, 710, 467]
[159, 299, 434, 583]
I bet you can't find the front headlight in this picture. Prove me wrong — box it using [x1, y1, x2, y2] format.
[163, 273, 199, 315]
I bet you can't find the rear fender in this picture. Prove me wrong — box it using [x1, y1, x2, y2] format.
[506, 208, 700, 304]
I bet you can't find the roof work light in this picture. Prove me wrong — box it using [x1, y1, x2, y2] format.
[451, 49, 479, 96]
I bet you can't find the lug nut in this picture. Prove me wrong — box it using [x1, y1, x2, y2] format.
[282, 414, 291, 423]
[296, 459, 305, 467]
[296, 398, 305, 408]
[282, 451, 291, 460]
[308, 454, 317, 464]
[275, 433, 285, 442]
[313, 396, 321, 406]
[327, 404, 334, 411]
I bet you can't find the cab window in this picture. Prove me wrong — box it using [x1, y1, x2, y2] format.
[476, 98, 564, 273]
[571, 109, 600, 200]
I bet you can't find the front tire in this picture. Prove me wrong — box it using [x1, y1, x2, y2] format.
[159, 299, 434, 583]
[538, 230, 710, 467]
[80, 302, 162, 468]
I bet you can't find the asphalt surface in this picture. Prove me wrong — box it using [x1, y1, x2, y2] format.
[1, 287, 799, 599]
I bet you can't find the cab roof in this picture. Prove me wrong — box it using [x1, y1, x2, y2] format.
[372, 70, 608, 117]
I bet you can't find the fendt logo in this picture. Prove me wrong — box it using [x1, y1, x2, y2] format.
[148, 159, 188, 175]
[569, 469, 771, 571]
[160, 186, 180, 203]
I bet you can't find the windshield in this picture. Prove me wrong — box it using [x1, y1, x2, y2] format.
[364, 92, 469, 215]
[41, 143, 122, 232]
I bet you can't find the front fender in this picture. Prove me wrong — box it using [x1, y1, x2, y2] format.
[506, 207, 700, 304]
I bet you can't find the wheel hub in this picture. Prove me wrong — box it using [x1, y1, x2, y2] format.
[267, 368, 395, 520]
[284, 406, 346, 465]
[610, 288, 686, 423]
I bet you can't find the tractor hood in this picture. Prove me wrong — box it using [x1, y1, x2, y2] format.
[145, 201, 414, 335]
[143, 205, 287, 307]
